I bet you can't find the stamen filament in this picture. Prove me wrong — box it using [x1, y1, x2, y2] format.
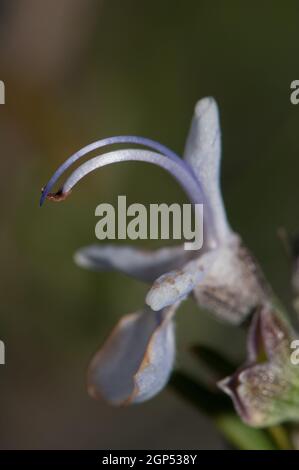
[40, 136, 184, 206]
[57, 149, 206, 207]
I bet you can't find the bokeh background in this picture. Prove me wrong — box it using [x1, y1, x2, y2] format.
[1, 0, 299, 449]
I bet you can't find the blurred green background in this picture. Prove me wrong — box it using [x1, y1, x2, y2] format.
[1, 0, 299, 449]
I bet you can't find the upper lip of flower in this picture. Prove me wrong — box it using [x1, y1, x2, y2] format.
[40, 97, 268, 405]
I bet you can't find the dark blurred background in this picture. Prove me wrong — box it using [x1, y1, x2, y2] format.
[1, 0, 299, 449]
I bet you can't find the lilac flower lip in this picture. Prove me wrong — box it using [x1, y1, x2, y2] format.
[39, 135, 200, 207]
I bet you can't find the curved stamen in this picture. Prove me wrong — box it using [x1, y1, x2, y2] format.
[51, 149, 206, 208]
[47, 149, 220, 247]
[40, 136, 184, 206]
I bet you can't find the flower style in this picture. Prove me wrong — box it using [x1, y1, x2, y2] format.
[40, 97, 269, 405]
[219, 305, 299, 427]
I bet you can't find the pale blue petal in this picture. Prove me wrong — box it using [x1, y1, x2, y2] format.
[74, 244, 193, 283]
[183, 97, 232, 245]
[146, 250, 218, 311]
[87, 305, 176, 405]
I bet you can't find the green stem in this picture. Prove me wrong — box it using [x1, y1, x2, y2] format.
[267, 425, 293, 450]
[215, 414, 276, 450]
